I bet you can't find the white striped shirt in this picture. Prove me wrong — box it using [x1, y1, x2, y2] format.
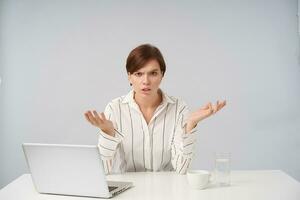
[98, 90, 197, 174]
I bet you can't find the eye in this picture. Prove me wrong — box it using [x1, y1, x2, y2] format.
[151, 71, 158, 76]
[134, 72, 143, 77]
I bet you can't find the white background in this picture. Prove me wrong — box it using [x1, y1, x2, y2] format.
[0, 0, 299, 188]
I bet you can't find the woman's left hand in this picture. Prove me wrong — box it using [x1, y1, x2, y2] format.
[186, 100, 226, 131]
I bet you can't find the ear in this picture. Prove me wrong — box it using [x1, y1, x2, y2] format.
[128, 72, 132, 85]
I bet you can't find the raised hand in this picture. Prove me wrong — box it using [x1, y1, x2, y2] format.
[84, 110, 115, 136]
[186, 100, 226, 132]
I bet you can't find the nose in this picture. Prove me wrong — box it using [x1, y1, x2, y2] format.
[142, 74, 150, 85]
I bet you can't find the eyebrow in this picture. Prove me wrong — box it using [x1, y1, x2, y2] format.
[135, 69, 159, 73]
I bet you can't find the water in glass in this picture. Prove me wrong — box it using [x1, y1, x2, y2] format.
[215, 153, 231, 186]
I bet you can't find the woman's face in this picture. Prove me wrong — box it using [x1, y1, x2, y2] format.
[128, 59, 163, 98]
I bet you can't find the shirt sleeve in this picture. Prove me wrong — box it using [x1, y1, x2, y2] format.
[97, 102, 125, 174]
[171, 102, 197, 174]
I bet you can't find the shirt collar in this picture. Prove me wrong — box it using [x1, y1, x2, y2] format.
[121, 89, 176, 105]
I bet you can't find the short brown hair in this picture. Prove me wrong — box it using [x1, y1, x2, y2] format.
[126, 44, 166, 76]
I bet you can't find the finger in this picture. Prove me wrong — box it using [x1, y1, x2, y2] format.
[86, 111, 97, 125]
[88, 111, 98, 125]
[100, 112, 107, 121]
[220, 100, 226, 108]
[212, 102, 218, 113]
[93, 110, 103, 124]
[216, 100, 226, 111]
[216, 100, 221, 111]
[208, 102, 213, 114]
[84, 112, 91, 123]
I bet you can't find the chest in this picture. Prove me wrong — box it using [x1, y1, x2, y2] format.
[116, 102, 178, 137]
[141, 109, 156, 125]
[119, 103, 177, 137]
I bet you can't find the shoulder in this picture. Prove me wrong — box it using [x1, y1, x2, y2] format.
[107, 95, 126, 108]
[164, 94, 190, 118]
[164, 92, 187, 108]
[103, 95, 125, 115]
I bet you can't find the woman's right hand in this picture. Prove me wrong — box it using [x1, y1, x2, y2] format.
[84, 110, 115, 137]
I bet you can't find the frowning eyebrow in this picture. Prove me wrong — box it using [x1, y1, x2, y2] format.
[148, 69, 159, 72]
[135, 69, 159, 73]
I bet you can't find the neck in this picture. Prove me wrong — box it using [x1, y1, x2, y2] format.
[134, 89, 162, 109]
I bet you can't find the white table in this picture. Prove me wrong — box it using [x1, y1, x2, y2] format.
[0, 171, 299, 200]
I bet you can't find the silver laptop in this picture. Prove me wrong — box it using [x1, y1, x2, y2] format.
[22, 143, 133, 198]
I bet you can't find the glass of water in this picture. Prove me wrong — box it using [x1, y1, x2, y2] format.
[214, 152, 231, 186]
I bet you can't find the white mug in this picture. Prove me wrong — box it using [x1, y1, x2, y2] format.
[187, 170, 212, 189]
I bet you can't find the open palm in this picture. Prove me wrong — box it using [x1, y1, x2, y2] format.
[188, 100, 226, 124]
[84, 110, 115, 136]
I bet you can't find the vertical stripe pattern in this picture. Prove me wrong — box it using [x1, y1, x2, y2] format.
[160, 104, 168, 167]
[97, 90, 197, 175]
[140, 116, 146, 171]
[127, 104, 136, 172]
[151, 117, 157, 171]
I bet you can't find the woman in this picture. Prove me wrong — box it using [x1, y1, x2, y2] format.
[84, 44, 226, 174]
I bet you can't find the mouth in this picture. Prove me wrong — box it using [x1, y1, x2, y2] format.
[141, 88, 151, 92]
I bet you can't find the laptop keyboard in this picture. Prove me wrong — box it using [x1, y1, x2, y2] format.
[108, 186, 118, 192]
